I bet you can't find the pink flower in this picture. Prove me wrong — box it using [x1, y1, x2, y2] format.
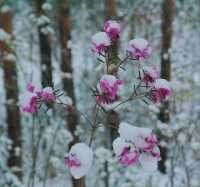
[91, 32, 111, 54]
[26, 83, 42, 94]
[143, 133, 158, 152]
[65, 154, 81, 168]
[40, 87, 56, 102]
[27, 83, 35, 93]
[119, 147, 139, 166]
[65, 143, 93, 179]
[150, 79, 173, 103]
[140, 66, 159, 85]
[113, 122, 161, 171]
[96, 75, 123, 105]
[127, 38, 152, 60]
[20, 91, 38, 114]
[119, 123, 158, 153]
[151, 146, 161, 160]
[113, 137, 139, 166]
[104, 20, 121, 40]
[20, 84, 56, 114]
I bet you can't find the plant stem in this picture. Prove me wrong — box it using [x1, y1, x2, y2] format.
[112, 93, 147, 110]
[43, 126, 60, 187]
[56, 99, 93, 127]
[89, 105, 100, 146]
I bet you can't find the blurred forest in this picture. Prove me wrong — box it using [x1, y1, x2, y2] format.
[0, 0, 200, 187]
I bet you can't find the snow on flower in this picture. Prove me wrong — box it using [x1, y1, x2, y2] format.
[119, 122, 157, 153]
[40, 87, 56, 102]
[150, 79, 173, 103]
[91, 32, 111, 54]
[96, 75, 123, 105]
[113, 137, 139, 166]
[20, 83, 56, 114]
[113, 122, 160, 171]
[140, 66, 159, 85]
[65, 143, 93, 179]
[20, 91, 38, 114]
[127, 38, 152, 60]
[104, 20, 121, 40]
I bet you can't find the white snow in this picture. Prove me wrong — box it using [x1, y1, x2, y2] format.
[68, 143, 93, 179]
[91, 32, 111, 46]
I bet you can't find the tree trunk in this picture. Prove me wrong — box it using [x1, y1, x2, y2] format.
[57, 0, 85, 187]
[34, 0, 53, 86]
[158, 0, 175, 174]
[105, 0, 119, 143]
[105, 0, 117, 21]
[105, 0, 118, 56]
[0, 11, 22, 180]
[129, 13, 135, 40]
[104, 1, 119, 187]
[105, 110, 120, 148]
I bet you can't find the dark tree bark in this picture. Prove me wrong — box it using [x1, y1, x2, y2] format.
[34, 0, 53, 86]
[105, 0, 117, 21]
[158, 0, 175, 174]
[0, 11, 22, 180]
[104, 1, 119, 187]
[57, 0, 85, 187]
[105, 0, 119, 143]
[129, 13, 135, 40]
[105, 110, 120, 148]
[105, 0, 118, 56]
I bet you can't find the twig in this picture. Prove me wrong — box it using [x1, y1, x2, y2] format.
[181, 146, 191, 187]
[89, 105, 100, 146]
[43, 126, 60, 187]
[28, 117, 44, 187]
[117, 54, 131, 68]
[112, 93, 147, 110]
[56, 99, 93, 127]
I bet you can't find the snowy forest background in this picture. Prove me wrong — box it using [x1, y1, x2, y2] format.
[0, 0, 200, 187]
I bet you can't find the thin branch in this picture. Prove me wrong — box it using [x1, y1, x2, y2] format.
[56, 99, 93, 127]
[112, 93, 147, 110]
[89, 105, 100, 146]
